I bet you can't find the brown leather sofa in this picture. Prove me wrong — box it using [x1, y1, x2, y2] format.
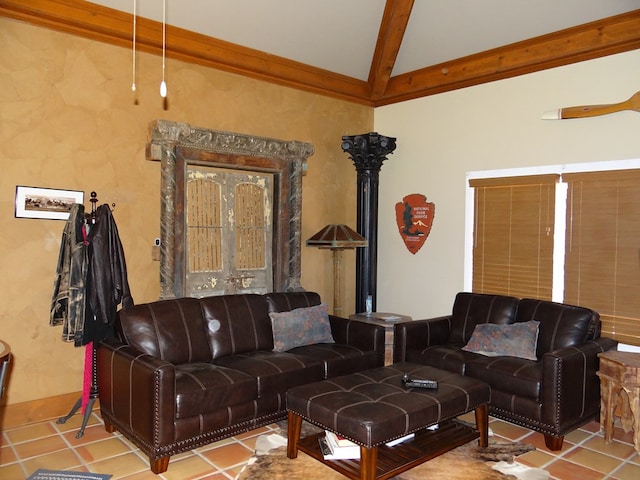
[393, 292, 618, 450]
[97, 291, 385, 473]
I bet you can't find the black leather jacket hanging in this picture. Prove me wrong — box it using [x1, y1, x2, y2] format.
[50, 203, 89, 344]
[87, 204, 134, 330]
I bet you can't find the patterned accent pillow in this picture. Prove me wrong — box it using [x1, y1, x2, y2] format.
[462, 320, 540, 360]
[269, 303, 335, 352]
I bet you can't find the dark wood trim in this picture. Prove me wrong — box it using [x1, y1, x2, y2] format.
[376, 9, 640, 106]
[1, 0, 638, 106]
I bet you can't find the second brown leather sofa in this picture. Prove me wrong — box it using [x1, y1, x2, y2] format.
[393, 292, 618, 451]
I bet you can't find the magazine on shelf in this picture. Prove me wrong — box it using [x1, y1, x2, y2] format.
[325, 430, 357, 448]
[318, 432, 360, 460]
[385, 432, 415, 447]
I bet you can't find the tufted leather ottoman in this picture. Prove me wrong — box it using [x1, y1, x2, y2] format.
[286, 362, 490, 480]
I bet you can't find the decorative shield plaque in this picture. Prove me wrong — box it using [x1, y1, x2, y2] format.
[395, 194, 435, 254]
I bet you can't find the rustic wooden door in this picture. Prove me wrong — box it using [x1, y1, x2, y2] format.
[185, 165, 273, 296]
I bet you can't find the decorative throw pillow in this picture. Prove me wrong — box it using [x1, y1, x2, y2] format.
[461, 321, 540, 360]
[269, 303, 335, 352]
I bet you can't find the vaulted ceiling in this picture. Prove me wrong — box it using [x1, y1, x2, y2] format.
[2, 0, 640, 106]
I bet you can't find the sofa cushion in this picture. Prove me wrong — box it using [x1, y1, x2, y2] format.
[448, 292, 519, 345]
[269, 303, 334, 352]
[117, 298, 212, 364]
[175, 364, 257, 419]
[403, 345, 482, 375]
[462, 321, 539, 361]
[288, 343, 379, 378]
[200, 294, 274, 359]
[214, 351, 324, 397]
[515, 299, 599, 357]
[465, 356, 542, 402]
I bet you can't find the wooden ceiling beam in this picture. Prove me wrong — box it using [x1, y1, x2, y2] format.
[368, 0, 414, 98]
[375, 9, 640, 106]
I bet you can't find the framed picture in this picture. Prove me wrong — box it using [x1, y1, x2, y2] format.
[15, 186, 84, 220]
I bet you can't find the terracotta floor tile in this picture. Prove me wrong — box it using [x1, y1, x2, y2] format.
[0, 463, 25, 480]
[545, 458, 607, 480]
[579, 421, 602, 434]
[201, 442, 253, 469]
[564, 446, 626, 475]
[62, 423, 114, 446]
[515, 448, 556, 468]
[563, 427, 593, 445]
[161, 455, 217, 480]
[486, 420, 531, 441]
[582, 435, 637, 459]
[22, 448, 83, 475]
[12, 435, 68, 459]
[5, 422, 58, 444]
[88, 451, 149, 478]
[610, 461, 640, 480]
[0, 444, 17, 464]
[75, 436, 134, 462]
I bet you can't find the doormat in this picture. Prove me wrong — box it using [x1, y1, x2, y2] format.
[27, 469, 111, 480]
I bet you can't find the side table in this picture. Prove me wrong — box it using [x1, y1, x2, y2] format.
[349, 312, 412, 365]
[597, 350, 640, 453]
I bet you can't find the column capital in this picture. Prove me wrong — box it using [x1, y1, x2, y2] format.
[341, 132, 396, 172]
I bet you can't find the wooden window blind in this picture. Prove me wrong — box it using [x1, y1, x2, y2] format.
[564, 169, 640, 345]
[470, 175, 558, 300]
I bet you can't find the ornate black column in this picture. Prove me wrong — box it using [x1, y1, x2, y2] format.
[341, 132, 396, 313]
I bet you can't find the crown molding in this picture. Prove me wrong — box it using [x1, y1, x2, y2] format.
[1, 0, 639, 106]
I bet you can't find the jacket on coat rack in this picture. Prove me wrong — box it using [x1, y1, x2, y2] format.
[50, 203, 134, 346]
[50, 203, 89, 344]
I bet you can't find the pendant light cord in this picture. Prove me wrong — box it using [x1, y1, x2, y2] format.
[160, 0, 167, 97]
[131, 0, 137, 94]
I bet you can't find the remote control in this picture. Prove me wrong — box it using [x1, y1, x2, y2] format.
[402, 373, 438, 389]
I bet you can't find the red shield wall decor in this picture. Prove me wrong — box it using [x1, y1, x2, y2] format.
[395, 194, 435, 254]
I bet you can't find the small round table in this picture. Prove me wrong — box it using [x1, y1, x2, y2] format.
[0, 339, 10, 400]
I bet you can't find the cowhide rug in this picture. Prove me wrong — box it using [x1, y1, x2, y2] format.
[235, 421, 549, 480]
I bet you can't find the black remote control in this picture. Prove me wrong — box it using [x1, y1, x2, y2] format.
[402, 373, 438, 389]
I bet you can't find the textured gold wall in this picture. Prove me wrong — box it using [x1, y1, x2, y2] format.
[0, 18, 372, 405]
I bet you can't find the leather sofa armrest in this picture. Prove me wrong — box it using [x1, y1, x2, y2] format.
[541, 337, 618, 429]
[329, 315, 386, 366]
[393, 316, 452, 363]
[97, 337, 177, 447]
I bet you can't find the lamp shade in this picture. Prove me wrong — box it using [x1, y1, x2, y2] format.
[306, 224, 367, 249]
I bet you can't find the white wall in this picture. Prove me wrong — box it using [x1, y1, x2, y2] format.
[374, 49, 640, 320]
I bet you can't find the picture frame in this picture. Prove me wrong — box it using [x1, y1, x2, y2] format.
[15, 186, 84, 220]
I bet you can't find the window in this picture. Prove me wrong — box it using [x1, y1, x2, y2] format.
[470, 175, 557, 300]
[564, 170, 640, 345]
[468, 163, 640, 346]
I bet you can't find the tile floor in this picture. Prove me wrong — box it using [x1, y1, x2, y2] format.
[1, 410, 639, 479]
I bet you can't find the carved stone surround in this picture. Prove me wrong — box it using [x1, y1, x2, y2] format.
[146, 120, 314, 299]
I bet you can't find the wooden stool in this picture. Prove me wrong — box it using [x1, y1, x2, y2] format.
[597, 350, 640, 453]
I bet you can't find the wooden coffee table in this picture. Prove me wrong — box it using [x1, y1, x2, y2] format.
[286, 362, 490, 480]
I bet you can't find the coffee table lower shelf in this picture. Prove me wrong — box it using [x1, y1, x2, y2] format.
[295, 420, 479, 480]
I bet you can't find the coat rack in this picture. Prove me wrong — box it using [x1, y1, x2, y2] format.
[56, 192, 99, 438]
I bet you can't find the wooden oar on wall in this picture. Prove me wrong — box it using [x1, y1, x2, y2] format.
[542, 91, 640, 120]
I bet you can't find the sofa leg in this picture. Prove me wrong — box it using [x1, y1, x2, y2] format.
[150, 456, 170, 474]
[103, 420, 116, 433]
[544, 434, 564, 451]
